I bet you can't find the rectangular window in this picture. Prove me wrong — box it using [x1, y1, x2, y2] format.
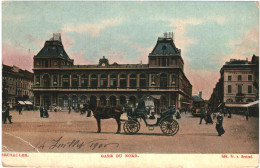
[228, 76, 232, 81]
[248, 85, 252, 93]
[248, 75, 252, 81]
[228, 85, 232, 93]
[238, 75, 242, 81]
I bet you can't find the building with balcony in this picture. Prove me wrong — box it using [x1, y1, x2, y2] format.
[208, 56, 259, 111]
[33, 33, 192, 112]
[2, 64, 34, 108]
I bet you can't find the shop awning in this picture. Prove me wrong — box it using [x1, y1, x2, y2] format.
[18, 101, 26, 105]
[225, 100, 259, 108]
[150, 95, 161, 99]
[243, 100, 259, 107]
[24, 101, 33, 105]
[225, 104, 245, 108]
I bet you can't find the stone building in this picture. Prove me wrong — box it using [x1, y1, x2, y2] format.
[2, 64, 34, 108]
[33, 33, 192, 112]
[208, 56, 259, 110]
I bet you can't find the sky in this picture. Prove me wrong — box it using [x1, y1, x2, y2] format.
[2, 1, 259, 100]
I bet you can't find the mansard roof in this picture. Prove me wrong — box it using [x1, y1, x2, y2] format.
[150, 37, 180, 55]
[35, 34, 70, 60]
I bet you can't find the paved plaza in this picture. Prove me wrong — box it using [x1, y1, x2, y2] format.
[2, 110, 259, 154]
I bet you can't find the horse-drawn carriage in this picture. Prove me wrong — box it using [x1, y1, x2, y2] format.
[82, 95, 179, 136]
[123, 98, 179, 136]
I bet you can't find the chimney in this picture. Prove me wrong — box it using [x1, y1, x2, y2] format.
[199, 91, 202, 99]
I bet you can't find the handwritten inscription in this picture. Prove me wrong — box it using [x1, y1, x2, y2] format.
[89, 139, 119, 150]
[31, 136, 119, 151]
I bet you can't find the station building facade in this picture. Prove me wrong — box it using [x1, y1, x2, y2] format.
[33, 34, 192, 112]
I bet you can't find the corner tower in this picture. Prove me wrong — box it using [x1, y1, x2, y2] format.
[148, 35, 183, 70]
[33, 33, 74, 68]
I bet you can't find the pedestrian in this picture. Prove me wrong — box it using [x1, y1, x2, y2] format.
[176, 108, 181, 119]
[19, 105, 22, 115]
[245, 110, 249, 121]
[40, 106, 43, 118]
[199, 107, 207, 124]
[206, 110, 213, 124]
[43, 108, 49, 118]
[3, 106, 12, 124]
[228, 109, 231, 118]
[68, 106, 71, 114]
[216, 113, 225, 136]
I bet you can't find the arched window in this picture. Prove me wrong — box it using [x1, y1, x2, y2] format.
[110, 74, 117, 88]
[81, 74, 88, 88]
[100, 95, 107, 106]
[129, 74, 136, 89]
[100, 74, 107, 88]
[160, 74, 167, 89]
[43, 74, 50, 87]
[53, 75, 57, 86]
[80, 95, 87, 104]
[63, 75, 69, 87]
[90, 95, 97, 107]
[139, 74, 146, 89]
[43, 95, 50, 108]
[120, 74, 126, 89]
[120, 95, 126, 105]
[109, 96, 117, 107]
[63, 96, 68, 107]
[160, 96, 167, 108]
[226, 99, 233, 103]
[35, 76, 40, 86]
[91, 74, 97, 88]
[129, 96, 136, 108]
[72, 74, 78, 87]
[72, 95, 78, 108]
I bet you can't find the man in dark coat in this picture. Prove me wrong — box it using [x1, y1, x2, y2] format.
[216, 113, 225, 136]
[3, 106, 12, 124]
[40, 106, 43, 118]
[68, 106, 71, 114]
[199, 107, 207, 124]
[43, 108, 49, 118]
[19, 105, 22, 115]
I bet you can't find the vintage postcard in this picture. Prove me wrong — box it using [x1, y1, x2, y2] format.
[1, 1, 259, 167]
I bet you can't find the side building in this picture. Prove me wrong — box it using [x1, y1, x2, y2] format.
[208, 56, 259, 112]
[33, 33, 192, 112]
[2, 64, 34, 108]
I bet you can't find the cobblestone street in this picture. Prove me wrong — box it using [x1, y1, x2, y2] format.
[2, 110, 259, 154]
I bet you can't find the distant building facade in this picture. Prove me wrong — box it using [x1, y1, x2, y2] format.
[2, 64, 34, 108]
[209, 56, 259, 110]
[33, 33, 192, 111]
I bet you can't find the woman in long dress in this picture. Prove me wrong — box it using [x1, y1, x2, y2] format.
[216, 113, 225, 136]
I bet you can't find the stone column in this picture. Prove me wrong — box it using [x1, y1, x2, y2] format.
[69, 74, 72, 87]
[117, 74, 120, 88]
[116, 98, 120, 106]
[96, 98, 100, 106]
[97, 74, 101, 88]
[88, 74, 91, 87]
[107, 74, 110, 88]
[137, 74, 140, 88]
[127, 74, 130, 88]
[106, 98, 109, 106]
[79, 75, 81, 87]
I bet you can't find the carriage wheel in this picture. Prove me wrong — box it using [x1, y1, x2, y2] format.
[160, 118, 179, 136]
[123, 120, 140, 134]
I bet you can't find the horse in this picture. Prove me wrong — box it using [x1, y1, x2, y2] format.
[84, 102, 124, 134]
